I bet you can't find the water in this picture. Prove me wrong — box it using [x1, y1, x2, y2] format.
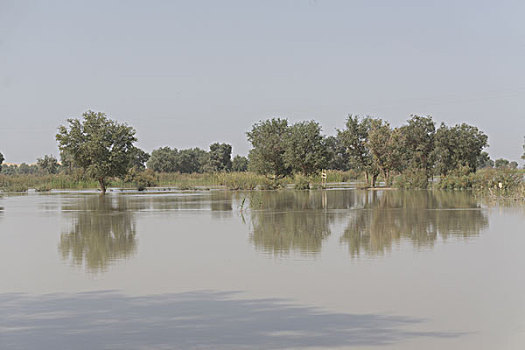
[0, 190, 524, 349]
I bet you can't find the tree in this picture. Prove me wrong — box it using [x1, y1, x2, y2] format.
[324, 136, 349, 171]
[208, 143, 232, 172]
[367, 119, 403, 186]
[232, 155, 248, 172]
[130, 148, 150, 170]
[338, 115, 378, 186]
[0, 152, 4, 172]
[495, 158, 510, 168]
[247, 118, 291, 178]
[147, 147, 178, 172]
[37, 155, 59, 174]
[434, 123, 488, 175]
[176, 148, 209, 173]
[477, 151, 494, 169]
[56, 110, 139, 194]
[399, 115, 436, 179]
[283, 121, 328, 176]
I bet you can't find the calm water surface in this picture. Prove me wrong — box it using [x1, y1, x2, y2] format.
[0, 189, 524, 349]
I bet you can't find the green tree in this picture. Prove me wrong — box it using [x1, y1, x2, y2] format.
[208, 143, 232, 172]
[367, 119, 403, 186]
[147, 147, 178, 172]
[232, 155, 248, 172]
[283, 121, 328, 176]
[399, 115, 436, 180]
[130, 148, 150, 170]
[37, 155, 59, 174]
[0, 152, 4, 172]
[434, 123, 488, 176]
[509, 161, 518, 169]
[495, 158, 510, 168]
[247, 118, 291, 178]
[476, 151, 494, 169]
[324, 136, 349, 171]
[176, 148, 209, 173]
[18, 163, 38, 174]
[56, 110, 139, 194]
[338, 115, 378, 186]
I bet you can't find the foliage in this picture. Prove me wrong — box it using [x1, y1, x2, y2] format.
[338, 115, 378, 185]
[324, 136, 349, 171]
[398, 115, 435, 179]
[294, 175, 311, 190]
[477, 151, 494, 169]
[208, 143, 232, 172]
[433, 123, 488, 175]
[247, 118, 291, 178]
[232, 155, 248, 172]
[37, 155, 59, 174]
[284, 121, 328, 176]
[130, 148, 150, 170]
[0, 152, 3, 171]
[436, 168, 524, 198]
[495, 158, 510, 168]
[367, 119, 403, 186]
[177, 148, 209, 173]
[393, 169, 430, 190]
[56, 111, 139, 194]
[124, 167, 158, 190]
[146, 147, 178, 172]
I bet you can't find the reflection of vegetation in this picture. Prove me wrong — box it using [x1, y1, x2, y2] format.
[340, 191, 488, 257]
[249, 191, 358, 255]
[59, 196, 138, 272]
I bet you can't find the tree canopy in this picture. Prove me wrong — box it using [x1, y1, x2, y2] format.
[56, 110, 139, 194]
[37, 155, 59, 174]
[247, 118, 291, 178]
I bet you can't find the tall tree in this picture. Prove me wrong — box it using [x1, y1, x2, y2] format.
[147, 147, 178, 172]
[338, 115, 378, 186]
[476, 151, 494, 169]
[367, 119, 403, 186]
[232, 155, 248, 172]
[283, 121, 328, 176]
[434, 123, 488, 175]
[0, 152, 4, 172]
[176, 148, 209, 173]
[247, 118, 291, 178]
[56, 111, 139, 194]
[324, 136, 349, 171]
[399, 115, 436, 179]
[37, 155, 59, 174]
[208, 143, 232, 172]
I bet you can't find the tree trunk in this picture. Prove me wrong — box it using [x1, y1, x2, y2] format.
[98, 178, 106, 195]
[365, 171, 370, 187]
[372, 174, 378, 188]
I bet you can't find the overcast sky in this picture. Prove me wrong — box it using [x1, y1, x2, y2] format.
[1, 0, 524, 164]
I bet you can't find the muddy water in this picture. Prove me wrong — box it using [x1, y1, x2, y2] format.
[0, 190, 523, 349]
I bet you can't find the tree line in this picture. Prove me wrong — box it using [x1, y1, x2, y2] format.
[0, 110, 523, 194]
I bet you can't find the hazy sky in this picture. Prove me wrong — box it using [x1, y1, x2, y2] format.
[1, 0, 524, 164]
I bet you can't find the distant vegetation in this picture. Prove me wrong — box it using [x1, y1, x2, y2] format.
[0, 110, 523, 197]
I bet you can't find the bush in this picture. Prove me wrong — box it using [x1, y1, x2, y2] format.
[294, 175, 310, 190]
[394, 169, 429, 189]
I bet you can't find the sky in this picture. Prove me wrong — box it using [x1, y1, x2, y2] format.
[0, 0, 524, 164]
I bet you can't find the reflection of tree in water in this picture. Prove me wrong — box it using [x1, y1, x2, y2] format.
[59, 196, 138, 272]
[249, 191, 358, 255]
[340, 191, 489, 257]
